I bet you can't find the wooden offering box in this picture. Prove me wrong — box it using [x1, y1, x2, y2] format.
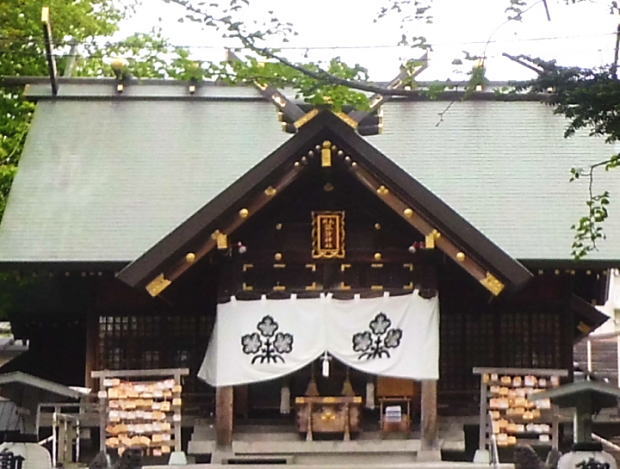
[295, 396, 362, 441]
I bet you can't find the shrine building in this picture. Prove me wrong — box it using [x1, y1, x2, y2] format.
[0, 77, 618, 463]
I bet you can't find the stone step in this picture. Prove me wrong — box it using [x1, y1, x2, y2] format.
[146, 463, 514, 469]
[232, 438, 421, 454]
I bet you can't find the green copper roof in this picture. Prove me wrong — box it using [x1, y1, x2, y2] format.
[0, 83, 617, 265]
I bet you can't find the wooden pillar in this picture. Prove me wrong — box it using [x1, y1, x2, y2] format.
[84, 311, 97, 389]
[215, 386, 234, 447]
[419, 379, 441, 461]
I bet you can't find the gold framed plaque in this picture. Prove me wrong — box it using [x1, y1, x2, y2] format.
[312, 211, 345, 259]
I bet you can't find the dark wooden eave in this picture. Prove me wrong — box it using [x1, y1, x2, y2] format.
[118, 110, 532, 296]
[570, 294, 609, 338]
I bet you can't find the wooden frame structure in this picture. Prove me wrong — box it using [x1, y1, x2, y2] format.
[91, 368, 189, 456]
[473, 367, 568, 453]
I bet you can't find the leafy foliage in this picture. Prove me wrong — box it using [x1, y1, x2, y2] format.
[219, 56, 371, 111]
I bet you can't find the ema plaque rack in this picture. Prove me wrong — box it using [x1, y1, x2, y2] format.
[473, 367, 568, 452]
[92, 368, 189, 457]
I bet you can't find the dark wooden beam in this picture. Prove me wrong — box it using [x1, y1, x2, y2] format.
[119, 112, 333, 291]
[227, 50, 306, 124]
[145, 159, 308, 296]
[41, 7, 58, 96]
[321, 111, 532, 291]
[343, 158, 504, 295]
[84, 311, 97, 389]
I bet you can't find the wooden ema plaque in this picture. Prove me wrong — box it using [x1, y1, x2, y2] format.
[312, 211, 345, 259]
[473, 367, 568, 454]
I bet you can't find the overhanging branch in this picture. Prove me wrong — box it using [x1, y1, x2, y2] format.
[168, 0, 431, 98]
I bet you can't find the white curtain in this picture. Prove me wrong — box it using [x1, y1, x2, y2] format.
[198, 291, 439, 387]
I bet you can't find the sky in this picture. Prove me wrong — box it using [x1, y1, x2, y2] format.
[118, 0, 619, 81]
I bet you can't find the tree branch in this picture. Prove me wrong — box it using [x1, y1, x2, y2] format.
[167, 0, 431, 97]
[236, 36, 427, 96]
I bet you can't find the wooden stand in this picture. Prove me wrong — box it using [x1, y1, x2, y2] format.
[91, 368, 189, 456]
[376, 377, 417, 435]
[379, 397, 411, 434]
[473, 367, 567, 453]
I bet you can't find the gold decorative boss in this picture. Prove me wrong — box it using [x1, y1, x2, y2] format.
[312, 211, 345, 258]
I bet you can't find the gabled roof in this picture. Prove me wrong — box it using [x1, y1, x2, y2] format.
[0, 81, 618, 265]
[118, 110, 532, 297]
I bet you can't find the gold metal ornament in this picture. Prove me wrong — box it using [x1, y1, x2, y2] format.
[145, 274, 171, 297]
[321, 140, 332, 167]
[293, 109, 320, 129]
[479, 272, 505, 296]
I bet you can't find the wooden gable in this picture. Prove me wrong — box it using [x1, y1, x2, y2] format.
[118, 110, 532, 298]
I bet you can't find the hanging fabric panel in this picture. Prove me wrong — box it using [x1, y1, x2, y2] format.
[198, 291, 439, 387]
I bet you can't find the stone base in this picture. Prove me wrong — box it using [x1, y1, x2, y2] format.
[416, 449, 441, 462]
[473, 449, 490, 464]
[168, 451, 187, 465]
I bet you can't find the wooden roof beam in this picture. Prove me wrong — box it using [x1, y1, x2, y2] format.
[41, 7, 58, 96]
[226, 50, 309, 126]
[347, 53, 428, 127]
[342, 156, 505, 296]
[145, 158, 308, 297]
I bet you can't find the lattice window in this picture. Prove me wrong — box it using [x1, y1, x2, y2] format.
[440, 312, 465, 391]
[97, 313, 214, 383]
[499, 311, 562, 369]
[440, 309, 563, 394]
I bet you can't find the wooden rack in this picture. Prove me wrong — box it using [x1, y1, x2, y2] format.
[92, 368, 189, 457]
[473, 367, 568, 452]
